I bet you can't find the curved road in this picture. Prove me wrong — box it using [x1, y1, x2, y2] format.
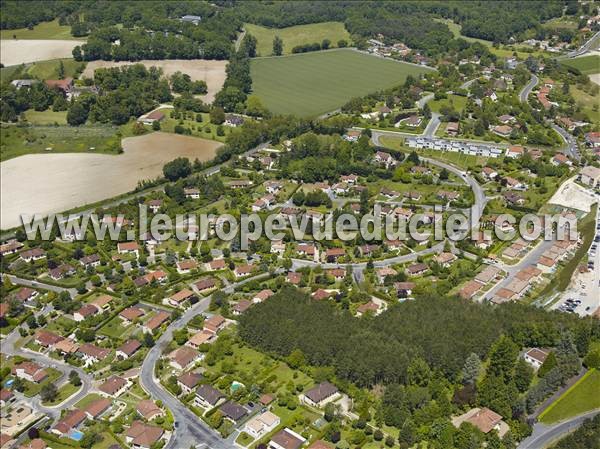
[517, 409, 600, 449]
[519, 74, 539, 104]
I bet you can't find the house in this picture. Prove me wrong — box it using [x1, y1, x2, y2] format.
[224, 114, 244, 127]
[78, 343, 110, 365]
[45, 78, 74, 96]
[265, 180, 284, 194]
[376, 267, 397, 283]
[176, 259, 198, 274]
[14, 287, 39, 303]
[228, 180, 253, 189]
[178, 372, 203, 394]
[143, 311, 170, 333]
[401, 115, 422, 127]
[10, 79, 37, 89]
[138, 110, 165, 125]
[54, 338, 79, 355]
[0, 389, 14, 407]
[356, 301, 381, 317]
[252, 194, 275, 212]
[169, 346, 201, 371]
[204, 314, 226, 334]
[194, 277, 217, 293]
[287, 272, 302, 285]
[407, 263, 428, 276]
[434, 252, 457, 267]
[48, 263, 75, 280]
[184, 188, 200, 199]
[126, 421, 164, 449]
[437, 190, 460, 201]
[312, 289, 333, 301]
[187, 330, 217, 349]
[117, 241, 139, 257]
[552, 153, 571, 167]
[232, 300, 251, 315]
[340, 174, 358, 184]
[482, 167, 498, 180]
[503, 192, 525, 205]
[253, 289, 274, 303]
[12, 362, 47, 383]
[445, 122, 459, 136]
[147, 199, 163, 213]
[219, 401, 248, 423]
[514, 266, 542, 284]
[116, 339, 142, 359]
[0, 239, 23, 256]
[35, 330, 63, 348]
[52, 409, 86, 436]
[195, 384, 225, 409]
[505, 145, 524, 158]
[394, 282, 416, 298]
[580, 165, 600, 189]
[137, 400, 164, 421]
[20, 248, 46, 262]
[119, 306, 145, 324]
[244, 411, 281, 439]
[325, 247, 345, 262]
[269, 428, 306, 449]
[492, 125, 512, 138]
[84, 397, 112, 420]
[206, 259, 227, 271]
[300, 382, 340, 408]
[80, 253, 101, 268]
[475, 265, 502, 284]
[523, 348, 550, 370]
[180, 14, 202, 24]
[166, 288, 196, 308]
[498, 114, 514, 124]
[234, 264, 255, 278]
[271, 239, 286, 254]
[297, 243, 316, 257]
[584, 132, 600, 148]
[74, 303, 99, 322]
[459, 280, 483, 299]
[374, 151, 396, 168]
[452, 408, 508, 437]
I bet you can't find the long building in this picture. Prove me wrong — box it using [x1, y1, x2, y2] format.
[406, 137, 505, 158]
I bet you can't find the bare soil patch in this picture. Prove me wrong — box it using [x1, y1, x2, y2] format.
[82, 59, 227, 103]
[1, 132, 221, 229]
[0, 40, 80, 66]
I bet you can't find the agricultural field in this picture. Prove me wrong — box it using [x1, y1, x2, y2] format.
[82, 59, 227, 103]
[250, 49, 433, 117]
[561, 55, 600, 75]
[1, 58, 85, 84]
[0, 19, 80, 40]
[22, 110, 68, 125]
[0, 40, 81, 66]
[539, 369, 600, 423]
[244, 21, 351, 56]
[571, 86, 600, 123]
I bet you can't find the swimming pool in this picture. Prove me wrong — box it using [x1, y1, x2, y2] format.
[3, 379, 14, 388]
[69, 429, 84, 441]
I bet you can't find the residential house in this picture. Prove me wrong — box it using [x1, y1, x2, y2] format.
[374, 151, 396, 168]
[119, 307, 145, 324]
[99, 375, 129, 397]
[78, 343, 110, 366]
[20, 248, 46, 262]
[165, 288, 196, 308]
[232, 300, 251, 315]
[459, 280, 483, 300]
[580, 165, 600, 189]
[356, 301, 382, 317]
[138, 110, 165, 125]
[143, 311, 170, 333]
[34, 330, 63, 348]
[482, 167, 498, 180]
[177, 372, 203, 394]
[552, 153, 571, 167]
[116, 339, 142, 359]
[204, 314, 226, 334]
[407, 263, 428, 276]
[73, 303, 99, 322]
[195, 384, 225, 409]
[205, 259, 226, 271]
[137, 400, 164, 421]
[269, 428, 306, 449]
[51, 409, 86, 436]
[80, 254, 101, 268]
[492, 125, 512, 138]
[187, 330, 217, 350]
[234, 264, 255, 278]
[117, 242, 139, 257]
[169, 346, 201, 371]
[435, 252, 457, 267]
[176, 259, 198, 274]
[194, 277, 217, 294]
[394, 282, 416, 298]
[325, 248, 345, 262]
[220, 401, 248, 423]
[300, 382, 340, 408]
[184, 188, 200, 199]
[523, 348, 550, 370]
[12, 362, 47, 383]
[584, 131, 600, 148]
[48, 263, 75, 280]
[125, 421, 164, 449]
[445, 122, 459, 136]
[253, 289, 274, 303]
[506, 145, 524, 158]
[452, 408, 508, 437]
[244, 411, 281, 439]
[224, 114, 244, 127]
[83, 397, 112, 420]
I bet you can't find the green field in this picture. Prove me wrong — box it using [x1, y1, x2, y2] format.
[244, 21, 351, 56]
[23, 109, 68, 125]
[1, 58, 86, 83]
[571, 86, 600, 123]
[0, 19, 81, 40]
[561, 55, 600, 75]
[539, 369, 600, 423]
[0, 124, 123, 161]
[250, 49, 434, 117]
[428, 94, 469, 113]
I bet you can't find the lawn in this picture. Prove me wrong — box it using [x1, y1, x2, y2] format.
[244, 21, 351, 56]
[23, 109, 68, 125]
[236, 431, 254, 447]
[98, 315, 133, 340]
[0, 19, 82, 40]
[1, 58, 85, 84]
[75, 393, 104, 409]
[428, 94, 468, 113]
[0, 124, 123, 161]
[42, 382, 81, 406]
[159, 110, 233, 142]
[539, 369, 600, 423]
[571, 86, 600, 123]
[250, 49, 434, 117]
[561, 55, 600, 75]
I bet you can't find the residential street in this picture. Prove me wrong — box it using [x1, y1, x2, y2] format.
[519, 74, 539, 104]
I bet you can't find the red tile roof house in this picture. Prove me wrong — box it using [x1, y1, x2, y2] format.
[356, 301, 381, 317]
[177, 371, 203, 394]
[175, 259, 198, 275]
[327, 268, 346, 280]
[0, 388, 14, 407]
[194, 277, 217, 294]
[169, 346, 201, 371]
[14, 287, 39, 302]
[138, 109, 166, 125]
[286, 272, 302, 285]
[80, 253, 101, 268]
[35, 329, 63, 348]
[312, 289, 333, 301]
[51, 408, 86, 436]
[126, 421, 165, 449]
[186, 330, 217, 350]
[73, 303, 99, 322]
[116, 339, 142, 359]
[12, 362, 48, 383]
[234, 264, 255, 278]
[325, 247, 345, 262]
[83, 397, 112, 420]
[99, 375, 129, 397]
[165, 288, 196, 308]
[143, 310, 170, 334]
[117, 241, 139, 257]
[253, 289, 274, 303]
[78, 343, 111, 366]
[119, 306, 145, 324]
[232, 299, 252, 316]
[205, 258, 227, 271]
[204, 314, 226, 334]
[299, 382, 340, 408]
[137, 399, 165, 421]
[297, 243, 316, 256]
[269, 428, 306, 449]
[451, 407, 508, 437]
[48, 263, 76, 281]
[394, 281, 416, 298]
[407, 263, 429, 276]
[45, 77, 74, 95]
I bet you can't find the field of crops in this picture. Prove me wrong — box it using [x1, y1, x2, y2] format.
[561, 55, 600, 75]
[244, 21, 351, 56]
[250, 49, 434, 117]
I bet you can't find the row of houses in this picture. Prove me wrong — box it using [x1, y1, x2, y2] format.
[406, 137, 505, 158]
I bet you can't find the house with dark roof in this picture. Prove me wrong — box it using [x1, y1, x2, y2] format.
[195, 384, 225, 409]
[219, 401, 248, 423]
[126, 421, 164, 449]
[269, 428, 306, 449]
[300, 382, 340, 408]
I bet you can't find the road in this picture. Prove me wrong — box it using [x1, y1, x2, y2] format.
[423, 112, 441, 138]
[517, 409, 600, 449]
[519, 74, 539, 104]
[551, 122, 580, 161]
[1, 273, 77, 298]
[140, 272, 272, 449]
[565, 30, 600, 58]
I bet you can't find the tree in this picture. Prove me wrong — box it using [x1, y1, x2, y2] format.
[538, 351, 557, 377]
[210, 107, 225, 124]
[439, 168, 449, 180]
[40, 383, 58, 402]
[163, 157, 191, 181]
[69, 370, 82, 386]
[462, 353, 481, 384]
[240, 34, 257, 58]
[67, 101, 88, 126]
[322, 39, 331, 50]
[337, 39, 348, 48]
[273, 35, 283, 56]
[152, 120, 161, 131]
[143, 332, 155, 347]
[514, 358, 533, 393]
[487, 335, 519, 379]
[58, 60, 65, 79]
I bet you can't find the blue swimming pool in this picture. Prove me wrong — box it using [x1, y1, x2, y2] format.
[69, 429, 84, 441]
[3, 379, 14, 388]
